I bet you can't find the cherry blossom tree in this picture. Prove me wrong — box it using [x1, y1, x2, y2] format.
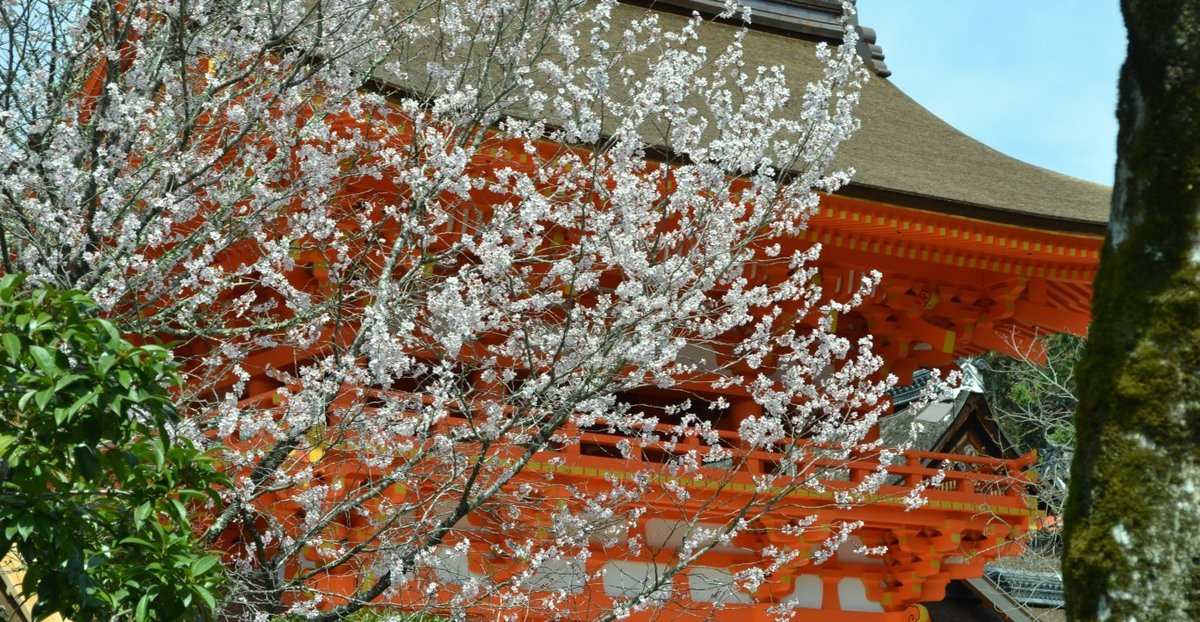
[0, 0, 938, 618]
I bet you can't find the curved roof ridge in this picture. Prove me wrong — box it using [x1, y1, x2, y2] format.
[830, 51, 1113, 227]
[645, 9, 1115, 228]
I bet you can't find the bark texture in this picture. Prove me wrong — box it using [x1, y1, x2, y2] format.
[1064, 1, 1200, 620]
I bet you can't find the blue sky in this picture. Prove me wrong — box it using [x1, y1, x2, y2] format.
[855, 1, 1125, 186]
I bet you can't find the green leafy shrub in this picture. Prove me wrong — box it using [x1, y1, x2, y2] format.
[0, 274, 227, 621]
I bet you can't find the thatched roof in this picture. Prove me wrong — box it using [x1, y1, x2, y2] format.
[376, 0, 1113, 232]
[839, 73, 1111, 229]
[663, 4, 1113, 229]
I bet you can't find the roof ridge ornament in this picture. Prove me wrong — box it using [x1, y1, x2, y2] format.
[634, 0, 892, 76]
[854, 23, 891, 78]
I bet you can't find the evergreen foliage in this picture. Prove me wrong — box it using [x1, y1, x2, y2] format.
[0, 275, 226, 621]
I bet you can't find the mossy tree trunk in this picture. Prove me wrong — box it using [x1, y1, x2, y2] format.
[1063, 1, 1200, 620]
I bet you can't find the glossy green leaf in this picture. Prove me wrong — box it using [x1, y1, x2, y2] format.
[0, 434, 16, 457]
[133, 503, 152, 527]
[1, 333, 20, 361]
[28, 345, 58, 376]
[190, 556, 219, 578]
[192, 585, 217, 610]
[53, 374, 86, 392]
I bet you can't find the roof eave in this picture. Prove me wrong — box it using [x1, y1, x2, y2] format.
[839, 182, 1111, 237]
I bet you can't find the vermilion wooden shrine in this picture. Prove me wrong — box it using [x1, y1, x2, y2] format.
[31, 2, 1108, 622]
[208, 4, 1108, 622]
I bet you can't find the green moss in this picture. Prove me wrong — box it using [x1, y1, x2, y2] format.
[1063, 3, 1200, 618]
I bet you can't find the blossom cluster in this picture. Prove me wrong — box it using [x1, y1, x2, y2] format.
[0, 0, 945, 618]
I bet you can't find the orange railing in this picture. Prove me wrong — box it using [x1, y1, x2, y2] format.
[231, 384, 1037, 520]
